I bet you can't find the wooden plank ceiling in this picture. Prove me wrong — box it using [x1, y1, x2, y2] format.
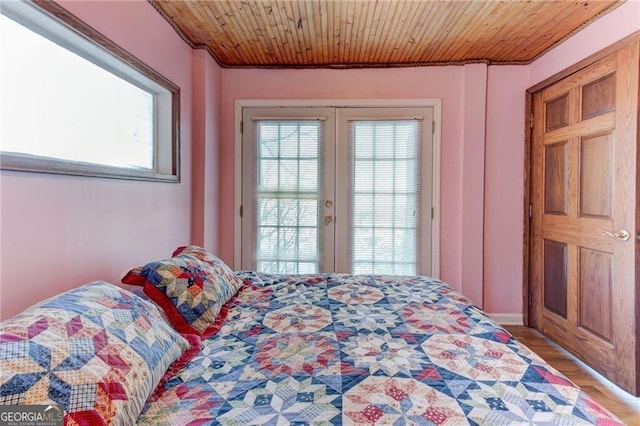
[150, 0, 623, 68]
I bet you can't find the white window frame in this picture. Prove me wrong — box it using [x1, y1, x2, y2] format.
[0, 1, 180, 182]
[234, 99, 441, 278]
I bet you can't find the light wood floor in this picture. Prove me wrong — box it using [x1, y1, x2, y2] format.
[505, 325, 640, 425]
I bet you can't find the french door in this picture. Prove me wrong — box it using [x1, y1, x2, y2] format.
[241, 106, 434, 276]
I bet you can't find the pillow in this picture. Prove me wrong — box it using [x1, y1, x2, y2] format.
[122, 252, 242, 338]
[171, 245, 243, 315]
[172, 245, 233, 271]
[119, 280, 204, 396]
[0, 281, 189, 425]
[117, 282, 172, 325]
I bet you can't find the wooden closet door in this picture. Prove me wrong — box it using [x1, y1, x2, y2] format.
[530, 43, 638, 395]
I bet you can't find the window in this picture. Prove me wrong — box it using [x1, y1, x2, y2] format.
[241, 106, 435, 276]
[0, 1, 179, 181]
[347, 118, 423, 275]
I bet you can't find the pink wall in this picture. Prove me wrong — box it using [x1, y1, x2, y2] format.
[192, 50, 222, 252]
[483, 66, 529, 314]
[0, 1, 194, 320]
[461, 64, 488, 307]
[219, 66, 493, 303]
[528, 0, 640, 86]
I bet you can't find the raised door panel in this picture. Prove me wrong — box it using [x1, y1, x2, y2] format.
[578, 247, 613, 342]
[543, 239, 568, 318]
[581, 72, 616, 120]
[545, 93, 570, 132]
[544, 142, 569, 215]
[580, 133, 613, 219]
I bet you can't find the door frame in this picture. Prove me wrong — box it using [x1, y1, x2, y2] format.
[240, 106, 337, 273]
[523, 31, 640, 329]
[233, 98, 442, 276]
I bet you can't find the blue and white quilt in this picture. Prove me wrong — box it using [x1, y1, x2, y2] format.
[138, 272, 622, 425]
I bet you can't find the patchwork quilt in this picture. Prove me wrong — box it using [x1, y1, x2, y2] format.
[137, 273, 622, 425]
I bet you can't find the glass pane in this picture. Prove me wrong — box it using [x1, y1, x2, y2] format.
[258, 227, 278, 258]
[280, 124, 299, 145]
[258, 262, 278, 274]
[353, 263, 373, 274]
[395, 263, 415, 276]
[259, 160, 279, 190]
[258, 199, 279, 226]
[299, 160, 317, 191]
[353, 195, 374, 226]
[354, 124, 374, 158]
[254, 119, 322, 274]
[373, 123, 394, 158]
[299, 228, 318, 259]
[259, 124, 280, 158]
[350, 120, 420, 275]
[299, 126, 318, 157]
[354, 161, 374, 191]
[373, 263, 393, 275]
[394, 160, 415, 192]
[280, 199, 298, 226]
[375, 195, 394, 226]
[353, 228, 373, 261]
[375, 160, 394, 192]
[375, 229, 393, 261]
[393, 195, 415, 226]
[298, 263, 316, 274]
[299, 201, 318, 226]
[394, 230, 415, 262]
[279, 160, 299, 191]
[279, 227, 298, 258]
[394, 126, 414, 157]
[1, 14, 154, 169]
[281, 129, 298, 157]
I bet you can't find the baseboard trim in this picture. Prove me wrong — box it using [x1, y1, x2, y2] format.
[488, 313, 523, 325]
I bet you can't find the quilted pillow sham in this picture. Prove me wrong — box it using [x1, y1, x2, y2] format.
[122, 250, 242, 338]
[0, 281, 189, 425]
[172, 245, 230, 267]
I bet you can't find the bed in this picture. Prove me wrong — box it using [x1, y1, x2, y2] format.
[0, 246, 623, 425]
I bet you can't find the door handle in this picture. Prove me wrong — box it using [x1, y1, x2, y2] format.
[324, 215, 333, 224]
[601, 229, 630, 241]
